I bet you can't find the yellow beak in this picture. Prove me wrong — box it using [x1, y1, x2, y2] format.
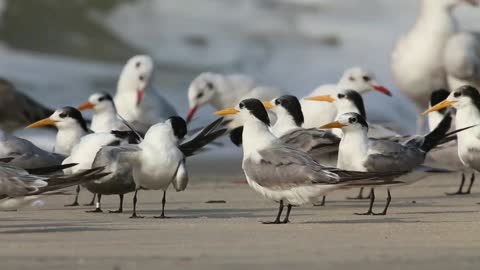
[422, 100, 456, 115]
[319, 121, 347, 129]
[26, 118, 58, 128]
[304, 95, 336, 103]
[262, 101, 274, 110]
[214, 108, 239, 116]
[77, 101, 95, 111]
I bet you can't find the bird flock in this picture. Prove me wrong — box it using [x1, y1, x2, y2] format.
[0, 0, 479, 224]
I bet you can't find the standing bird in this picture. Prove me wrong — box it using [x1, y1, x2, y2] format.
[424, 85, 480, 196]
[114, 55, 177, 134]
[301, 67, 391, 129]
[26, 107, 92, 206]
[77, 92, 127, 133]
[186, 72, 284, 129]
[93, 117, 226, 218]
[320, 112, 455, 215]
[444, 32, 480, 90]
[215, 99, 406, 224]
[391, 0, 478, 133]
[0, 78, 54, 132]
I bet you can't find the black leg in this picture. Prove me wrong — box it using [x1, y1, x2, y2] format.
[373, 189, 392, 216]
[130, 190, 144, 219]
[154, 191, 170, 219]
[446, 173, 466, 195]
[347, 187, 370, 200]
[64, 185, 80, 207]
[263, 200, 284, 224]
[313, 196, 326, 207]
[282, 204, 293, 224]
[86, 194, 103, 213]
[84, 193, 96, 206]
[466, 173, 475, 194]
[355, 188, 375, 215]
[109, 194, 124, 213]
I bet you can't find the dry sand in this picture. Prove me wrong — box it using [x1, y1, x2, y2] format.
[1, 172, 480, 270]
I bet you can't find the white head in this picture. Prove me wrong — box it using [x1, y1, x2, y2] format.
[186, 72, 224, 122]
[320, 112, 369, 133]
[77, 93, 116, 114]
[422, 0, 479, 10]
[117, 55, 155, 106]
[337, 67, 392, 96]
[26, 107, 88, 132]
[425, 85, 480, 113]
[264, 95, 304, 128]
[143, 116, 187, 144]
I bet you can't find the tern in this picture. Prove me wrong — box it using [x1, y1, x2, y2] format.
[92, 117, 226, 218]
[300, 67, 391, 129]
[215, 99, 407, 224]
[186, 72, 284, 129]
[114, 55, 177, 133]
[391, 0, 478, 133]
[424, 85, 480, 196]
[320, 111, 458, 215]
[77, 92, 127, 133]
[0, 78, 54, 132]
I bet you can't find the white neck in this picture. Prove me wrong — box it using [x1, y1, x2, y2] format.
[337, 128, 369, 171]
[242, 118, 277, 159]
[271, 114, 299, 137]
[91, 107, 120, 132]
[455, 104, 480, 143]
[428, 111, 446, 131]
[55, 126, 87, 155]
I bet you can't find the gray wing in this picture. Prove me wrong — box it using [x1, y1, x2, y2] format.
[363, 139, 425, 172]
[0, 164, 47, 197]
[92, 145, 140, 184]
[280, 128, 340, 156]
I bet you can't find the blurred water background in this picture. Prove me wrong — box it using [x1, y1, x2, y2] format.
[0, 0, 478, 177]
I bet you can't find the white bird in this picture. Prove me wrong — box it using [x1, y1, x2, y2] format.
[26, 107, 92, 206]
[77, 92, 127, 133]
[424, 85, 480, 196]
[114, 55, 177, 133]
[444, 32, 480, 90]
[300, 67, 392, 129]
[0, 163, 108, 210]
[92, 117, 226, 218]
[0, 78, 54, 132]
[186, 72, 285, 129]
[391, 0, 478, 133]
[215, 99, 406, 224]
[320, 112, 454, 215]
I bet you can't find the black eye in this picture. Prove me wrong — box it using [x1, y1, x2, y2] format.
[274, 99, 280, 105]
[59, 112, 67, 118]
[454, 92, 461, 98]
[338, 93, 345, 99]
[196, 92, 204, 99]
[98, 97, 105, 102]
[139, 75, 145, 81]
[239, 103, 245, 109]
[349, 117, 357, 123]
[135, 62, 141, 68]
[362, 76, 371, 82]
[349, 76, 355, 81]
[206, 82, 214, 90]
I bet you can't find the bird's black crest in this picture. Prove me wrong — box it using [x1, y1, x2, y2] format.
[61, 106, 88, 132]
[343, 90, 367, 121]
[348, 112, 368, 129]
[430, 89, 450, 114]
[240, 98, 270, 126]
[276, 95, 304, 127]
[169, 116, 187, 139]
[457, 85, 480, 112]
[99, 92, 114, 102]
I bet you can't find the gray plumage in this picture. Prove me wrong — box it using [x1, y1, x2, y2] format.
[279, 128, 340, 160]
[363, 139, 426, 172]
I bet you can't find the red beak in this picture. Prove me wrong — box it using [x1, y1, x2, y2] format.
[136, 89, 143, 106]
[372, 85, 392, 96]
[186, 106, 198, 123]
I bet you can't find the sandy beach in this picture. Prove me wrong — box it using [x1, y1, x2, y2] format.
[1, 171, 480, 270]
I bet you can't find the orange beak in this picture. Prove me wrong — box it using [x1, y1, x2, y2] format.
[26, 118, 57, 128]
[304, 95, 336, 103]
[77, 101, 95, 111]
[214, 108, 239, 116]
[422, 100, 456, 115]
[319, 121, 347, 129]
[262, 101, 274, 109]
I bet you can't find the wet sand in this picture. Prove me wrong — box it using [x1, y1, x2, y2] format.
[1, 172, 480, 270]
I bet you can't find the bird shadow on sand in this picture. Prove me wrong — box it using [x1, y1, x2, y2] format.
[121, 207, 276, 219]
[302, 217, 421, 225]
[0, 225, 128, 234]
